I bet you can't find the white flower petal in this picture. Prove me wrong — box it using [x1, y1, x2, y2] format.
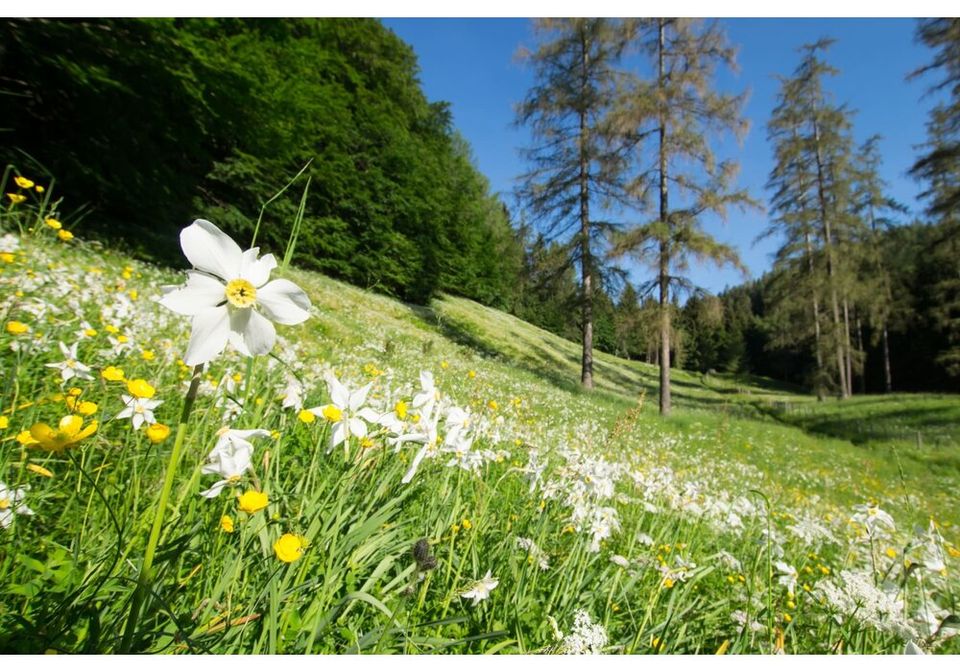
[158, 272, 226, 316]
[349, 382, 373, 411]
[232, 309, 276, 357]
[349, 417, 367, 439]
[180, 219, 243, 280]
[184, 306, 231, 366]
[326, 374, 350, 409]
[239, 249, 277, 288]
[257, 279, 312, 325]
[330, 422, 348, 450]
[401, 444, 431, 484]
[199, 480, 229, 498]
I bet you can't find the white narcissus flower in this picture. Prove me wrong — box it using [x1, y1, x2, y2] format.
[0, 482, 34, 528]
[199, 428, 271, 498]
[308, 373, 380, 452]
[116, 394, 163, 430]
[45, 341, 93, 382]
[158, 219, 312, 366]
[460, 570, 498, 606]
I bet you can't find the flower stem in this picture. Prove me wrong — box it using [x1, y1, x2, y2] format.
[120, 364, 204, 652]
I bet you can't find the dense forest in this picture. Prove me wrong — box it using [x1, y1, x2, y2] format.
[2, 18, 958, 401]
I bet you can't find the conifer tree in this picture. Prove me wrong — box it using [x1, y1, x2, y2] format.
[611, 18, 753, 415]
[516, 18, 630, 389]
[765, 40, 859, 399]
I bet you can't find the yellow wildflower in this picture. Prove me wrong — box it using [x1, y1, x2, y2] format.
[394, 400, 408, 420]
[57, 229, 74, 241]
[29, 415, 98, 452]
[145, 423, 171, 444]
[297, 409, 316, 424]
[274, 533, 308, 563]
[141, 349, 155, 361]
[0, 416, 7, 430]
[440, 360, 449, 369]
[320, 404, 342, 423]
[65, 397, 98, 416]
[461, 518, 473, 530]
[35, 185, 44, 193]
[101, 366, 125, 382]
[0, 252, 14, 263]
[44, 217, 62, 230]
[5, 321, 29, 335]
[487, 400, 498, 411]
[126, 378, 155, 399]
[467, 370, 476, 379]
[237, 490, 268, 514]
[14, 176, 34, 189]
[220, 515, 235, 533]
[6, 193, 26, 204]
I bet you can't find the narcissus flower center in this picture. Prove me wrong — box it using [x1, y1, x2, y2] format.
[225, 278, 257, 308]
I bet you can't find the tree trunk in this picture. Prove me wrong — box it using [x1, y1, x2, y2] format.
[882, 324, 893, 393]
[855, 312, 866, 395]
[578, 28, 593, 389]
[812, 114, 848, 399]
[843, 298, 853, 398]
[804, 230, 825, 401]
[657, 18, 671, 416]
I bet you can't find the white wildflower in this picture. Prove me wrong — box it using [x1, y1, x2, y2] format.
[461, 570, 498, 606]
[158, 219, 312, 366]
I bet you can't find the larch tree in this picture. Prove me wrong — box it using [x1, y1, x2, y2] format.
[765, 39, 859, 399]
[516, 18, 630, 389]
[610, 18, 754, 415]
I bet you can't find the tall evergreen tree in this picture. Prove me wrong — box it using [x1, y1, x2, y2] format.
[516, 18, 629, 389]
[611, 18, 753, 415]
[764, 40, 859, 399]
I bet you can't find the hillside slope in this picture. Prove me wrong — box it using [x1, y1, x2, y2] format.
[2, 229, 958, 654]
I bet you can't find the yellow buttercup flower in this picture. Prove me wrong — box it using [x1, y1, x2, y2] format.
[274, 533, 308, 563]
[57, 230, 74, 242]
[17, 430, 37, 446]
[6, 193, 26, 204]
[14, 176, 34, 189]
[297, 409, 316, 424]
[101, 366, 125, 382]
[237, 489, 268, 514]
[45, 217, 62, 230]
[65, 396, 98, 416]
[126, 378, 155, 399]
[5, 321, 29, 335]
[29, 415, 98, 452]
[394, 400, 408, 420]
[141, 349, 155, 361]
[145, 423, 171, 444]
[220, 515, 235, 533]
[320, 404, 342, 423]
[0, 252, 14, 263]
[0, 415, 8, 429]
[467, 370, 476, 379]
[35, 185, 44, 194]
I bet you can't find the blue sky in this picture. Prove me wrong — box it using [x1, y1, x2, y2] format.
[382, 18, 943, 297]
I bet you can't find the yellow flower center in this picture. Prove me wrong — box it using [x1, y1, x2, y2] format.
[394, 400, 408, 420]
[225, 278, 257, 308]
[0, 498, 10, 510]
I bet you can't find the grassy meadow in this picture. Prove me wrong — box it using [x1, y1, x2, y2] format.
[1, 196, 959, 654]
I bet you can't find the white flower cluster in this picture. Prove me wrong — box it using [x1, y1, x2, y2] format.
[550, 610, 608, 655]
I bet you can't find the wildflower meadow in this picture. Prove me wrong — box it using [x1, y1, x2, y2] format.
[1, 170, 959, 655]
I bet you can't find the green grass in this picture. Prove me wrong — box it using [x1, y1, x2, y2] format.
[1, 215, 958, 654]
